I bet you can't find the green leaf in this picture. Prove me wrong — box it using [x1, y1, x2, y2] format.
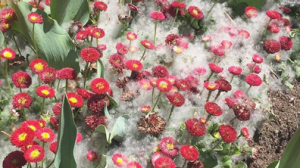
[191, 19, 200, 30]
[94, 124, 110, 143]
[234, 162, 248, 168]
[267, 161, 279, 168]
[199, 150, 218, 168]
[236, 0, 266, 8]
[278, 127, 300, 168]
[97, 59, 104, 78]
[106, 93, 118, 108]
[50, 0, 89, 25]
[0, 31, 4, 46]
[96, 155, 107, 168]
[109, 115, 129, 143]
[104, 102, 112, 120]
[54, 95, 77, 168]
[12, 1, 80, 72]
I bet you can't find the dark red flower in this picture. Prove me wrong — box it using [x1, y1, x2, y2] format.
[244, 6, 258, 18]
[87, 94, 109, 113]
[215, 79, 231, 91]
[245, 74, 262, 86]
[150, 11, 166, 20]
[85, 115, 107, 130]
[76, 88, 93, 99]
[12, 71, 32, 88]
[166, 92, 185, 107]
[128, 3, 141, 13]
[188, 6, 203, 19]
[180, 145, 199, 161]
[116, 42, 129, 55]
[159, 137, 178, 157]
[49, 141, 57, 154]
[66, 92, 84, 107]
[266, 10, 281, 19]
[228, 66, 242, 75]
[175, 78, 190, 91]
[29, 58, 48, 74]
[209, 63, 223, 73]
[28, 12, 43, 23]
[218, 124, 237, 143]
[109, 53, 125, 69]
[279, 36, 293, 50]
[12, 93, 32, 109]
[152, 65, 169, 78]
[185, 118, 206, 137]
[0, 21, 11, 33]
[86, 151, 98, 161]
[90, 78, 110, 94]
[232, 103, 251, 121]
[205, 102, 222, 116]
[279, 6, 292, 13]
[154, 157, 176, 168]
[56, 68, 77, 80]
[2, 151, 27, 168]
[94, 1, 108, 11]
[52, 102, 62, 116]
[80, 47, 102, 62]
[36, 85, 55, 98]
[125, 59, 143, 71]
[263, 39, 281, 54]
[40, 67, 56, 84]
[210, 45, 225, 56]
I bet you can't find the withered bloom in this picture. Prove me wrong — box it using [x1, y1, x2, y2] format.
[137, 112, 166, 135]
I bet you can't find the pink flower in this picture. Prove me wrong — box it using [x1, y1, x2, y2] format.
[150, 11, 166, 20]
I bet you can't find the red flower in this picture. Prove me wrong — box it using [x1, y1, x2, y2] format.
[112, 153, 128, 167]
[10, 127, 35, 147]
[116, 42, 129, 55]
[140, 105, 151, 113]
[233, 90, 247, 99]
[36, 85, 55, 98]
[215, 79, 231, 91]
[166, 92, 185, 107]
[157, 78, 172, 92]
[244, 6, 258, 18]
[56, 68, 77, 80]
[21, 120, 42, 132]
[210, 45, 225, 56]
[0, 48, 16, 60]
[29, 58, 48, 74]
[2, 151, 27, 168]
[87, 94, 109, 113]
[92, 28, 105, 39]
[188, 6, 203, 19]
[151, 152, 168, 166]
[75, 29, 88, 40]
[266, 10, 281, 19]
[125, 59, 143, 71]
[205, 102, 222, 116]
[80, 47, 102, 62]
[49, 141, 57, 154]
[193, 67, 206, 76]
[279, 6, 292, 13]
[245, 74, 262, 86]
[40, 67, 56, 84]
[28, 0, 45, 10]
[139, 79, 153, 91]
[77, 88, 93, 99]
[127, 161, 142, 168]
[128, 3, 141, 13]
[150, 11, 166, 20]
[154, 157, 176, 168]
[66, 92, 84, 107]
[159, 137, 178, 157]
[241, 127, 250, 138]
[86, 151, 98, 161]
[76, 132, 82, 143]
[228, 66, 242, 75]
[52, 102, 62, 116]
[12, 71, 32, 88]
[94, 1, 108, 11]
[24, 145, 44, 162]
[263, 39, 281, 54]
[209, 63, 223, 73]
[37, 119, 46, 128]
[28, 12, 43, 23]
[109, 53, 125, 69]
[221, 40, 232, 49]
[252, 54, 264, 64]
[126, 32, 137, 41]
[219, 124, 237, 143]
[279, 36, 293, 50]
[204, 81, 219, 91]
[268, 22, 280, 33]
[50, 116, 59, 130]
[90, 77, 110, 94]
[175, 78, 190, 91]
[85, 115, 107, 130]
[12, 93, 33, 109]
[0, 8, 17, 23]
[171, 2, 186, 8]
[238, 30, 250, 38]
[180, 145, 199, 161]
[152, 65, 169, 78]
[185, 118, 206, 137]
[0, 21, 11, 33]
[36, 128, 55, 142]
[141, 40, 155, 49]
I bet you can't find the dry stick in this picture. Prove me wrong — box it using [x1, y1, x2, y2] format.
[0, 130, 11, 137]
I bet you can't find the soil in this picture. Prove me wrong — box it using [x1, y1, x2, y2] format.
[247, 82, 300, 168]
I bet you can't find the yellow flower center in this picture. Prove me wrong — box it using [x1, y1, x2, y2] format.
[34, 63, 44, 71]
[41, 90, 50, 95]
[3, 23, 9, 28]
[18, 98, 27, 105]
[132, 63, 138, 69]
[96, 83, 104, 90]
[18, 133, 27, 141]
[17, 76, 25, 84]
[129, 34, 135, 39]
[159, 82, 168, 88]
[145, 43, 150, 47]
[214, 132, 220, 138]
[4, 13, 12, 20]
[208, 84, 215, 89]
[142, 83, 149, 89]
[95, 32, 101, 37]
[69, 97, 78, 103]
[116, 158, 123, 164]
[30, 16, 37, 21]
[41, 132, 50, 139]
[30, 150, 40, 159]
[3, 51, 12, 58]
[29, 125, 36, 131]
[167, 143, 174, 150]
[192, 9, 198, 15]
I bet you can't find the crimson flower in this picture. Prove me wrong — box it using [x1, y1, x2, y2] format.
[244, 6, 258, 18]
[112, 153, 128, 167]
[266, 10, 281, 19]
[180, 145, 199, 161]
[218, 124, 237, 143]
[36, 128, 55, 142]
[263, 39, 281, 54]
[166, 92, 185, 107]
[94, 1, 108, 11]
[204, 81, 219, 91]
[10, 127, 35, 147]
[185, 118, 206, 137]
[125, 59, 143, 71]
[209, 63, 223, 73]
[56, 68, 77, 80]
[228, 66, 242, 75]
[159, 137, 178, 157]
[12, 93, 32, 109]
[36, 85, 55, 98]
[152, 65, 169, 78]
[0, 8, 17, 23]
[205, 102, 222, 116]
[141, 40, 154, 49]
[90, 78, 110, 94]
[12, 71, 32, 88]
[156, 78, 172, 92]
[24, 145, 44, 162]
[150, 11, 166, 20]
[279, 36, 293, 50]
[252, 54, 264, 63]
[29, 58, 48, 74]
[66, 92, 84, 107]
[210, 45, 225, 56]
[188, 6, 203, 19]
[80, 47, 102, 62]
[28, 12, 43, 23]
[116, 42, 129, 55]
[245, 74, 262, 86]
[0, 47, 16, 60]
[86, 151, 98, 161]
[40, 67, 56, 84]
[92, 28, 105, 39]
[126, 32, 137, 41]
[154, 157, 176, 168]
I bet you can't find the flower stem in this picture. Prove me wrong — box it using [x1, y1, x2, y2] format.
[154, 19, 158, 46]
[41, 98, 45, 115]
[4, 60, 13, 95]
[246, 85, 252, 94]
[205, 71, 214, 81]
[139, 48, 147, 61]
[32, 23, 38, 54]
[46, 158, 55, 168]
[204, 114, 211, 125]
[206, 1, 218, 18]
[230, 75, 234, 83]
[83, 62, 90, 88]
[212, 139, 222, 150]
[171, 8, 179, 28]
[182, 160, 187, 168]
[151, 88, 155, 106]
[206, 90, 212, 102]
[12, 32, 23, 57]
[213, 90, 221, 101]
[152, 91, 162, 112]
[229, 116, 236, 124]
[167, 105, 175, 121]
[56, 79, 61, 91]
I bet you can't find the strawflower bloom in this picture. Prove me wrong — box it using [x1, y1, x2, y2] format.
[40, 67, 56, 84]
[56, 68, 77, 80]
[127, 161, 142, 168]
[204, 81, 219, 91]
[92, 28, 105, 39]
[150, 11, 166, 20]
[205, 102, 222, 116]
[188, 6, 203, 19]
[86, 150, 98, 161]
[140, 105, 151, 113]
[175, 79, 190, 91]
[28, 12, 43, 23]
[179, 145, 199, 161]
[87, 94, 109, 113]
[245, 74, 262, 86]
[112, 153, 128, 167]
[0, 21, 11, 33]
[218, 124, 237, 143]
[193, 67, 206, 76]
[159, 137, 178, 157]
[244, 6, 258, 18]
[49, 141, 57, 154]
[0, 8, 17, 23]
[29, 58, 48, 74]
[210, 45, 225, 56]
[252, 54, 264, 64]
[116, 42, 129, 55]
[109, 53, 125, 69]
[126, 32, 137, 41]
[12, 93, 32, 109]
[21, 120, 41, 132]
[12, 71, 32, 88]
[2, 151, 27, 168]
[157, 78, 172, 92]
[0, 48, 16, 60]
[166, 92, 185, 107]
[263, 39, 281, 54]
[154, 157, 176, 168]
[125, 59, 143, 71]
[52, 102, 62, 116]
[139, 79, 153, 91]
[36, 85, 55, 98]
[10, 127, 35, 147]
[80, 47, 102, 62]
[75, 29, 88, 40]
[90, 78, 110, 94]
[24, 145, 44, 162]
[66, 92, 84, 108]
[36, 128, 55, 142]
[228, 66, 242, 75]
[238, 30, 250, 38]
[209, 63, 223, 73]
[266, 10, 281, 19]
[279, 36, 293, 50]
[185, 118, 206, 137]
[76, 88, 93, 99]
[141, 40, 155, 49]
[152, 65, 169, 78]
[94, 1, 108, 11]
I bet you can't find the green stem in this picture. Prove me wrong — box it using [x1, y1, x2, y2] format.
[4, 60, 13, 95]
[19, 88, 22, 93]
[41, 142, 45, 167]
[139, 48, 147, 61]
[171, 8, 179, 28]
[212, 139, 222, 150]
[205, 114, 212, 125]
[154, 19, 158, 46]
[206, 71, 214, 81]
[151, 88, 155, 106]
[230, 75, 234, 83]
[213, 90, 221, 101]
[12, 32, 23, 57]
[41, 98, 45, 115]
[83, 62, 90, 88]
[167, 105, 175, 121]
[56, 79, 61, 91]
[46, 158, 55, 168]
[229, 116, 236, 124]
[206, 90, 212, 102]
[246, 85, 252, 94]
[32, 23, 38, 54]
[206, 1, 218, 18]
[152, 91, 162, 112]
[182, 160, 187, 168]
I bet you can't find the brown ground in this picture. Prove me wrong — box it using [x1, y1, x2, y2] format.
[248, 82, 300, 168]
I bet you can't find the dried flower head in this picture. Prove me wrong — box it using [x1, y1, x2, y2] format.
[137, 113, 166, 135]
